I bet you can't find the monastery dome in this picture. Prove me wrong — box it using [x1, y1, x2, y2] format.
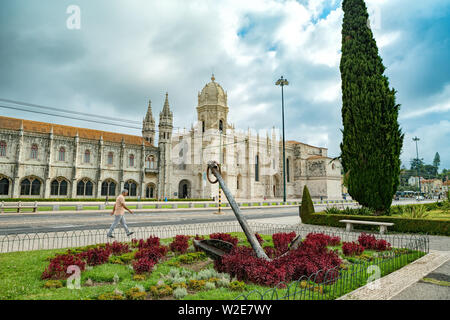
[198, 74, 227, 107]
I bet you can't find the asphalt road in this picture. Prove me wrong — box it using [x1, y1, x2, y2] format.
[0, 199, 434, 235]
[0, 206, 305, 234]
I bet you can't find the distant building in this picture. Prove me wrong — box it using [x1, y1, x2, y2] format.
[421, 179, 443, 195]
[408, 176, 421, 187]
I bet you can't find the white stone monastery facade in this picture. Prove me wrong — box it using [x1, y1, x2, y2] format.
[0, 76, 342, 200]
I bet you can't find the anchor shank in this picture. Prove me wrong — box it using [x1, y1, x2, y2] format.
[208, 161, 270, 261]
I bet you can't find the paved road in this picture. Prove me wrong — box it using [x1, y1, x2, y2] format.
[0, 200, 436, 234]
[0, 206, 306, 234]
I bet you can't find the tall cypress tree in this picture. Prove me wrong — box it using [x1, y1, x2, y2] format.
[340, 0, 404, 214]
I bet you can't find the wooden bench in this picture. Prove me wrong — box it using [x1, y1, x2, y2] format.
[339, 219, 394, 235]
[0, 201, 38, 213]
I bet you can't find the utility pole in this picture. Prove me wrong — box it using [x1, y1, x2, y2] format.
[276, 76, 289, 203]
[413, 136, 421, 196]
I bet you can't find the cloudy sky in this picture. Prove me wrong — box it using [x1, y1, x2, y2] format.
[1, 0, 449, 170]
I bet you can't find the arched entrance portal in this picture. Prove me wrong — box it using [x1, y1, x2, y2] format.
[178, 180, 191, 199]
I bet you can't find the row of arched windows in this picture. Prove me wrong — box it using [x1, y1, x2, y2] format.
[0, 176, 157, 198]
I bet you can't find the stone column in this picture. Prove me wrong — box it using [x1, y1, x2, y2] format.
[12, 126, 24, 198]
[44, 128, 54, 198]
[71, 133, 79, 198]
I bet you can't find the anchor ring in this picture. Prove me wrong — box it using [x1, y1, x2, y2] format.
[206, 163, 221, 184]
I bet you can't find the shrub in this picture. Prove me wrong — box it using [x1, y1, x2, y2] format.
[78, 247, 112, 266]
[324, 207, 341, 215]
[229, 280, 246, 291]
[126, 287, 147, 300]
[105, 241, 130, 255]
[304, 233, 341, 248]
[263, 246, 277, 259]
[214, 243, 342, 286]
[301, 211, 449, 236]
[401, 205, 429, 219]
[255, 233, 264, 245]
[188, 279, 206, 291]
[171, 282, 188, 290]
[209, 233, 239, 247]
[357, 233, 377, 250]
[300, 185, 315, 222]
[132, 257, 156, 274]
[133, 274, 146, 281]
[177, 252, 207, 264]
[217, 277, 230, 288]
[272, 232, 296, 255]
[97, 292, 124, 300]
[150, 284, 173, 298]
[173, 287, 188, 299]
[195, 269, 219, 281]
[170, 235, 191, 254]
[43, 280, 63, 289]
[41, 254, 86, 280]
[342, 242, 364, 256]
[374, 239, 391, 252]
[132, 236, 161, 249]
[205, 282, 216, 290]
[134, 246, 168, 262]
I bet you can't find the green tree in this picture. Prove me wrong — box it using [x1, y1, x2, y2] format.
[339, 0, 404, 215]
[300, 185, 314, 222]
[433, 152, 440, 171]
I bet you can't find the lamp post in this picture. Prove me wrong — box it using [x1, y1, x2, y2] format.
[276, 76, 289, 203]
[413, 136, 421, 196]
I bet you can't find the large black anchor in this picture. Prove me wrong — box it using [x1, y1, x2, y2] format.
[194, 161, 304, 261]
[194, 161, 271, 260]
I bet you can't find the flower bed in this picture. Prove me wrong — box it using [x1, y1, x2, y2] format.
[0, 230, 423, 300]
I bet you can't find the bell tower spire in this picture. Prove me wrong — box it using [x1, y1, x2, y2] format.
[142, 99, 156, 145]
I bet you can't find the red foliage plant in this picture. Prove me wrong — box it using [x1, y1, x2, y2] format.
[374, 239, 391, 252]
[358, 233, 391, 251]
[78, 247, 112, 266]
[105, 241, 130, 256]
[342, 242, 365, 256]
[209, 233, 239, 247]
[134, 245, 168, 262]
[304, 233, 341, 247]
[255, 233, 264, 245]
[215, 240, 342, 286]
[357, 233, 377, 249]
[169, 235, 190, 254]
[132, 236, 161, 249]
[272, 232, 296, 255]
[132, 257, 156, 274]
[41, 254, 86, 280]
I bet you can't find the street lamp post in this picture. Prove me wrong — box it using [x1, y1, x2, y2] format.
[413, 136, 421, 196]
[276, 76, 289, 203]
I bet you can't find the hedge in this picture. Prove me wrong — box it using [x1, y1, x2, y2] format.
[302, 211, 450, 236]
[0, 198, 213, 202]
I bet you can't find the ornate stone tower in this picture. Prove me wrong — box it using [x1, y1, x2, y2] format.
[142, 100, 156, 145]
[197, 75, 229, 133]
[158, 92, 173, 199]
